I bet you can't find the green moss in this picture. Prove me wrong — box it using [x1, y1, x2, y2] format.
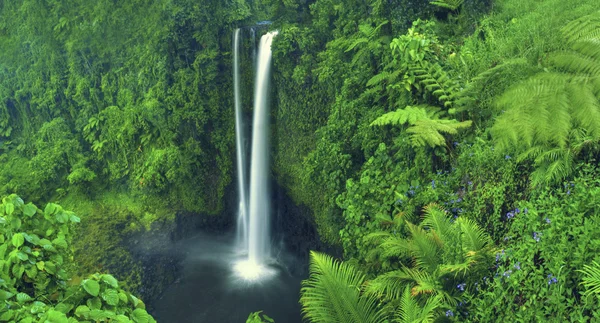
[60, 191, 175, 294]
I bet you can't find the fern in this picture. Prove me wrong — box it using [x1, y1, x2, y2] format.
[412, 62, 459, 108]
[371, 105, 472, 148]
[579, 261, 600, 298]
[300, 251, 387, 323]
[429, 0, 464, 11]
[492, 12, 600, 185]
[395, 287, 442, 323]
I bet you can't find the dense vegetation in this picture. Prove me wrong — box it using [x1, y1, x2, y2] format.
[2, 0, 600, 322]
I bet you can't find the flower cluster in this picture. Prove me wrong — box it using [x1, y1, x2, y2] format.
[506, 207, 526, 220]
[446, 310, 454, 317]
[533, 232, 541, 242]
[457, 283, 466, 292]
[547, 274, 558, 285]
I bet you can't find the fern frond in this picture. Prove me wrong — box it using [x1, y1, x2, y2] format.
[429, 0, 464, 11]
[412, 62, 460, 107]
[300, 251, 387, 323]
[370, 105, 439, 126]
[550, 50, 600, 76]
[394, 286, 442, 323]
[407, 119, 472, 148]
[456, 217, 492, 252]
[579, 261, 600, 297]
[407, 223, 443, 272]
[562, 11, 600, 43]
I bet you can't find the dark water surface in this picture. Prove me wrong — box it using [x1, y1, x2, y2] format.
[149, 233, 305, 323]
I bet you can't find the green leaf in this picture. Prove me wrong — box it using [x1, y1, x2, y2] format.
[16, 252, 28, 261]
[102, 274, 119, 288]
[87, 296, 102, 310]
[102, 288, 120, 306]
[0, 289, 14, 300]
[23, 203, 37, 217]
[12, 233, 24, 248]
[36, 261, 45, 271]
[46, 310, 68, 323]
[44, 203, 57, 216]
[82, 279, 100, 297]
[132, 308, 151, 323]
[16, 292, 33, 303]
[5, 203, 14, 216]
[10, 217, 21, 230]
[55, 211, 69, 224]
[52, 237, 68, 249]
[70, 214, 81, 223]
[75, 305, 90, 318]
[0, 310, 13, 321]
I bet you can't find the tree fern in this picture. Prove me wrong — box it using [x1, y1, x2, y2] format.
[492, 12, 600, 185]
[300, 251, 387, 323]
[371, 105, 472, 148]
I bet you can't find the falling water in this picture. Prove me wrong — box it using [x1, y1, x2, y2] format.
[233, 28, 248, 253]
[247, 31, 278, 265]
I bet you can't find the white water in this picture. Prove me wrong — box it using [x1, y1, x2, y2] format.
[232, 30, 278, 281]
[233, 29, 248, 253]
[247, 31, 278, 265]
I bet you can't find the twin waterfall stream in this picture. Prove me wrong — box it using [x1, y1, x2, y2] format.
[233, 29, 278, 281]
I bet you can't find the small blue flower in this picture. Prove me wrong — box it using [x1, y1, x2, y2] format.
[533, 232, 541, 242]
[457, 283, 466, 292]
[505, 155, 511, 160]
[514, 262, 521, 270]
[431, 180, 436, 189]
[547, 274, 558, 285]
[545, 217, 551, 224]
[506, 212, 515, 220]
[503, 270, 512, 278]
[446, 310, 454, 317]
[468, 181, 473, 186]
[457, 197, 463, 203]
[515, 208, 520, 214]
[523, 208, 528, 214]
[567, 189, 571, 195]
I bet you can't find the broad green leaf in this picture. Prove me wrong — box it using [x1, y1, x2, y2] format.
[56, 211, 69, 224]
[87, 296, 102, 310]
[5, 203, 14, 216]
[36, 261, 45, 270]
[132, 308, 151, 323]
[10, 217, 21, 230]
[23, 203, 37, 217]
[52, 237, 68, 249]
[16, 252, 28, 261]
[102, 274, 119, 288]
[46, 310, 68, 323]
[82, 279, 100, 297]
[16, 292, 32, 303]
[25, 266, 38, 279]
[0, 289, 14, 300]
[70, 214, 81, 223]
[75, 305, 91, 317]
[0, 310, 13, 321]
[12, 264, 24, 278]
[12, 233, 24, 248]
[102, 289, 119, 306]
[44, 203, 57, 216]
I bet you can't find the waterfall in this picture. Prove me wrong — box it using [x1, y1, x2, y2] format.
[247, 31, 278, 265]
[233, 28, 248, 253]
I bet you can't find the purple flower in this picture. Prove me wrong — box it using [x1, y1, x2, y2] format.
[457, 283, 466, 291]
[547, 274, 558, 285]
[431, 180, 436, 189]
[505, 155, 511, 160]
[533, 232, 541, 242]
[567, 189, 571, 195]
[515, 208, 520, 214]
[506, 212, 515, 220]
[545, 217, 551, 224]
[446, 310, 454, 317]
[468, 181, 473, 186]
[514, 262, 521, 270]
[503, 270, 512, 278]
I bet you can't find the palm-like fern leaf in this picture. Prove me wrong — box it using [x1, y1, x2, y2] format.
[395, 286, 442, 323]
[300, 251, 387, 323]
[457, 217, 492, 252]
[579, 261, 600, 297]
[492, 12, 600, 186]
[372, 105, 472, 148]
